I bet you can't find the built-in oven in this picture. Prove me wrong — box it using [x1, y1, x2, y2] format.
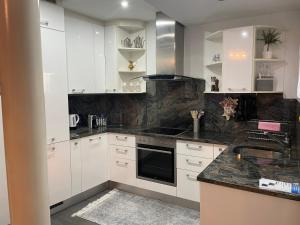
[136, 136, 176, 186]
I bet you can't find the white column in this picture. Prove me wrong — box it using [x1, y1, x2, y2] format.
[0, 0, 51, 225]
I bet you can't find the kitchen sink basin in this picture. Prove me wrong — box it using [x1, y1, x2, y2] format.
[233, 145, 284, 160]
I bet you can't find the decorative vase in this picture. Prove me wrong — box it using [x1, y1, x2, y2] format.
[128, 61, 135, 71]
[263, 45, 272, 59]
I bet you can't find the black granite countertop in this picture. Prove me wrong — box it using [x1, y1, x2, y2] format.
[197, 136, 300, 201]
[70, 127, 300, 201]
[70, 127, 234, 145]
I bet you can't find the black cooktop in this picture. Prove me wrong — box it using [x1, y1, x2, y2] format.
[141, 127, 186, 136]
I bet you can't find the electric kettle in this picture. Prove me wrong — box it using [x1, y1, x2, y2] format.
[69, 114, 80, 128]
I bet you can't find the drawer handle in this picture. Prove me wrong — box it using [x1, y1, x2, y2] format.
[50, 147, 56, 152]
[116, 148, 128, 154]
[116, 136, 128, 141]
[186, 144, 202, 151]
[89, 137, 101, 142]
[219, 148, 223, 152]
[74, 142, 78, 146]
[186, 159, 202, 166]
[186, 174, 197, 181]
[40, 20, 49, 26]
[228, 88, 248, 92]
[116, 161, 128, 167]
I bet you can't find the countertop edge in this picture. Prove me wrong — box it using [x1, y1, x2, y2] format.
[197, 176, 300, 202]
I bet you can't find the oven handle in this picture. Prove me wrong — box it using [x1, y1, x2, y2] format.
[137, 147, 172, 155]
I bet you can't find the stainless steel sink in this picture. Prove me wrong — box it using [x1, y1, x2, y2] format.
[233, 145, 284, 160]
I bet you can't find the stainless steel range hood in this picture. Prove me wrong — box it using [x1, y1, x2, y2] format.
[143, 12, 188, 81]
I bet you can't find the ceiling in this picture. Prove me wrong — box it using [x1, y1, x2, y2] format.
[144, 0, 300, 25]
[60, 0, 157, 22]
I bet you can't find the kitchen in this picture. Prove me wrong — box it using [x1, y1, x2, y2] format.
[0, 0, 300, 225]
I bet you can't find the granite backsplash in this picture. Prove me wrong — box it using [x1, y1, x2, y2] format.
[69, 80, 297, 135]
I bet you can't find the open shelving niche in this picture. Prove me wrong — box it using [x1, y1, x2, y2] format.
[117, 22, 147, 93]
[253, 25, 286, 93]
[203, 31, 223, 92]
[203, 25, 285, 94]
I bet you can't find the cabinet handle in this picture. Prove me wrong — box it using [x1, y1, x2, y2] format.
[228, 88, 248, 92]
[74, 142, 78, 146]
[116, 161, 128, 167]
[40, 20, 49, 26]
[186, 159, 202, 166]
[186, 144, 202, 151]
[186, 174, 197, 181]
[81, 89, 85, 93]
[219, 148, 223, 152]
[51, 147, 56, 152]
[51, 137, 55, 142]
[116, 148, 128, 154]
[116, 136, 128, 141]
[89, 137, 100, 142]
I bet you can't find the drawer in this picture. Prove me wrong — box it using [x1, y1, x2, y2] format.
[110, 157, 136, 186]
[177, 169, 200, 202]
[177, 154, 213, 173]
[213, 144, 228, 159]
[177, 141, 214, 159]
[108, 133, 136, 147]
[110, 145, 135, 161]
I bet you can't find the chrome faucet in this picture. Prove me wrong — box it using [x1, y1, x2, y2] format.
[263, 131, 291, 156]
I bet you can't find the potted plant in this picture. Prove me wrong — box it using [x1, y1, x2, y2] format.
[258, 29, 281, 59]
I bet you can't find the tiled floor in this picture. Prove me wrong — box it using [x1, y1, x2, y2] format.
[51, 191, 108, 225]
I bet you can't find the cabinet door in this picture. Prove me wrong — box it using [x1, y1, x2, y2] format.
[47, 141, 71, 206]
[177, 169, 200, 202]
[105, 26, 119, 93]
[110, 157, 136, 186]
[94, 25, 106, 93]
[70, 140, 82, 196]
[65, 14, 96, 94]
[81, 135, 108, 191]
[222, 26, 254, 92]
[39, 1, 64, 31]
[40, 28, 70, 144]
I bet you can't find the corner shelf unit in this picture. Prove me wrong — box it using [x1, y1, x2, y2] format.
[105, 20, 147, 93]
[203, 25, 285, 94]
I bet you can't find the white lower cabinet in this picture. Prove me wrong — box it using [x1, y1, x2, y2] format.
[177, 169, 200, 202]
[81, 134, 108, 192]
[47, 141, 71, 206]
[110, 157, 136, 186]
[70, 140, 82, 196]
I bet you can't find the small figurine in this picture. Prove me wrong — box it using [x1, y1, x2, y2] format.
[219, 97, 238, 120]
[128, 60, 136, 71]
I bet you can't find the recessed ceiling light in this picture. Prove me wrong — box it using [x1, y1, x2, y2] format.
[121, 0, 129, 8]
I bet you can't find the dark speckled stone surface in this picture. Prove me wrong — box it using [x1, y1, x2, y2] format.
[198, 137, 300, 201]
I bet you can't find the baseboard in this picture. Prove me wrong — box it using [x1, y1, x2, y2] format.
[109, 181, 200, 210]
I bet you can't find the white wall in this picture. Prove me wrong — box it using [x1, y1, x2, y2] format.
[184, 10, 300, 99]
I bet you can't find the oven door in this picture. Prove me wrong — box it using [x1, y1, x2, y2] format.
[137, 143, 175, 186]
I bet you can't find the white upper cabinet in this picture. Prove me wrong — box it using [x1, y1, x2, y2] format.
[40, 27, 70, 144]
[39, 1, 64, 31]
[65, 12, 105, 94]
[222, 26, 254, 93]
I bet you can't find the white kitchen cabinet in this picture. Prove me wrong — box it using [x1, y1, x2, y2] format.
[47, 141, 71, 206]
[177, 169, 200, 202]
[39, 1, 64, 31]
[65, 12, 105, 94]
[110, 157, 136, 186]
[70, 140, 82, 196]
[222, 26, 254, 92]
[81, 134, 108, 191]
[40, 27, 70, 144]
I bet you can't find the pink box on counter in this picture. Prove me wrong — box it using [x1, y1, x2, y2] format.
[258, 121, 281, 132]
